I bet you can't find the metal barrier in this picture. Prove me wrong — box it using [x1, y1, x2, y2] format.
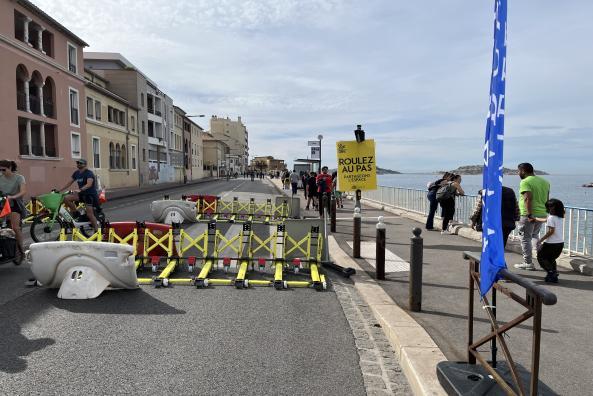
[363, 185, 593, 257]
[437, 252, 557, 395]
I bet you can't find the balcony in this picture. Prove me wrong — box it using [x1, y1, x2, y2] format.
[43, 98, 54, 118]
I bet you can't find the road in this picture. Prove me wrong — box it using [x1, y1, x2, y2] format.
[0, 179, 408, 395]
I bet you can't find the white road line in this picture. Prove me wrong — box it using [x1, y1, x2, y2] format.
[346, 241, 409, 272]
[221, 181, 247, 198]
[335, 216, 399, 220]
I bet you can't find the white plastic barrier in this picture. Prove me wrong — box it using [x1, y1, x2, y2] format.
[150, 200, 197, 224]
[28, 241, 137, 299]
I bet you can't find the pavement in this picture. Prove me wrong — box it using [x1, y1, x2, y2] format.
[0, 178, 412, 395]
[270, 178, 593, 395]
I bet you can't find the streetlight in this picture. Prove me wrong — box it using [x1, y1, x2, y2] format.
[317, 134, 323, 172]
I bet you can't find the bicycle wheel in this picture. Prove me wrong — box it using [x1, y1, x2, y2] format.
[30, 215, 64, 242]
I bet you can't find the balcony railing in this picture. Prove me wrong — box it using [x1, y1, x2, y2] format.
[155, 110, 162, 117]
[363, 186, 593, 257]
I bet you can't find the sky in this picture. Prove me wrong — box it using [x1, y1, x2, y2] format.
[33, 0, 593, 174]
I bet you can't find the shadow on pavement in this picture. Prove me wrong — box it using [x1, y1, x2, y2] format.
[518, 273, 593, 292]
[425, 244, 479, 252]
[51, 288, 186, 315]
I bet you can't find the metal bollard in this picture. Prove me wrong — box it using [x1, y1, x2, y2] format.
[409, 227, 423, 312]
[330, 195, 337, 232]
[164, 194, 170, 200]
[353, 207, 361, 258]
[376, 216, 386, 280]
[355, 189, 362, 209]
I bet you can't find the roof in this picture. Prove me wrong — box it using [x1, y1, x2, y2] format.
[17, 0, 88, 46]
[84, 52, 160, 88]
[294, 159, 320, 164]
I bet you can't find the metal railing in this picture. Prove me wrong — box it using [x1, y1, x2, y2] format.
[363, 186, 593, 257]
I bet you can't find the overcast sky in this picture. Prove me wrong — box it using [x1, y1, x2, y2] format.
[34, 0, 593, 174]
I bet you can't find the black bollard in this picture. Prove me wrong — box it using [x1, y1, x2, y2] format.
[330, 195, 337, 232]
[376, 216, 386, 280]
[409, 227, 423, 311]
[353, 207, 361, 258]
[355, 189, 362, 209]
[164, 194, 170, 200]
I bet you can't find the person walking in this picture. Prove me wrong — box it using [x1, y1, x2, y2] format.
[290, 170, 300, 195]
[316, 166, 333, 216]
[305, 172, 317, 210]
[514, 163, 550, 271]
[426, 172, 451, 230]
[535, 199, 565, 283]
[436, 174, 464, 234]
[331, 171, 343, 208]
[470, 186, 519, 247]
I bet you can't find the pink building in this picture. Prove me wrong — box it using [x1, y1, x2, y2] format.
[0, 0, 88, 196]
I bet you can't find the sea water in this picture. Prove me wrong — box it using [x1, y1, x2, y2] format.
[378, 174, 593, 209]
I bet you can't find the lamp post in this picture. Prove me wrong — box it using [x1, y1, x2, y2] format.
[317, 134, 323, 172]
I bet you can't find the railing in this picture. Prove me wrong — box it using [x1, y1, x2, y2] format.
[363, 186, 593, 257]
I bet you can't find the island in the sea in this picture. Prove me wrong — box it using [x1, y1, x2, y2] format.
[439, 165, 549, 175]
[377, 167, 401, 175]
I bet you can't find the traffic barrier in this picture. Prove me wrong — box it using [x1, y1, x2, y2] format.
[27, 241, 137, 299]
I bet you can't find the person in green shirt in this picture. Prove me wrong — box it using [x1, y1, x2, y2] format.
[514, 163, 550, 271]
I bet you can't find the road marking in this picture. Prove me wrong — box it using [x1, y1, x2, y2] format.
[346, 241, 409, 272]
[335, 216, 399, 220]
[221, 181, 247, 198]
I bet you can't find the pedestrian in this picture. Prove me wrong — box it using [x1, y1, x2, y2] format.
[282, 171, 290, 190]
[470, 186, 519, 247]
[331, 171, 343, 208]
[536, 199, 565, 283]
[436, 174, 464, 234]
[302, 172, 309, 200]
[514, 163, 550, 271]
[426, 172, 451, 230]
[305, 172, 317, 210]
[316, 166, 333, 216]
[0, 159, 27, 261]
[290, 170, 300, 195]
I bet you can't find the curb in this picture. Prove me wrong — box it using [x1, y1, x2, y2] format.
[329, 236, 447, 396]
[359, 198, 593, 276]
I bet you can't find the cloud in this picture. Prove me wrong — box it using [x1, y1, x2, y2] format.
[31, 0, 593, 174]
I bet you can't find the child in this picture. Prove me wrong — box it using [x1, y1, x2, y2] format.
[536, 199, 565, 283]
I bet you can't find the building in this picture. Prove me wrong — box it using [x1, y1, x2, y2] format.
[0, 0, 88, 196]
[84, 52, 176, 185]
[203, 133, 229, 178]
[250, 156, 286, 173]
[189, 119, 204, 180]
[84, 69, 139, 189]
[172, 106, 185, 183]
[209, 115, 249, 174]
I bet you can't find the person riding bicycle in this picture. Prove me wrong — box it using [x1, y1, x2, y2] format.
[60, 159, 100, 232]
[0, 159, 27, 260]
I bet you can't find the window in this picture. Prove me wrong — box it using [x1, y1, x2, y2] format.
[69, 88, 79, 126]
[67, 43, 77, 73]
[131, 144, 137, 170]
[115, 144, 121, 169]
[140, 93, 144, 107]
[86, 97, 94, 118]
[121, 145, 127, 169]
[130, 115, 135, 131]
[95, 101, 101, 120]
[71, 132, 81, 158]
[108, 106, 113, 123]
[109, 142, 115, 169]
[92, 137, 100, 168]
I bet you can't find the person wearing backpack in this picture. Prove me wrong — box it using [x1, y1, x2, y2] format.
[436, 174, 464, 234]
[426, 172, 451, 230]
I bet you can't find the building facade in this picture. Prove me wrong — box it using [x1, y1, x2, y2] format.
[84, 69, 139, 190]
[172, 106, 185, 183]
[0, 0, 88, 196]
[189, 119, 204, 180]
[209, 116, 249, 175]
[250, 156, 286, 173]
[203, 133, 229, 178]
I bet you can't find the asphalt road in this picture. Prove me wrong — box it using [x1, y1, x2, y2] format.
[0, 179, 366, 395]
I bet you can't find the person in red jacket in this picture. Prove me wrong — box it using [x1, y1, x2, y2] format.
[316, 166, 333, 216]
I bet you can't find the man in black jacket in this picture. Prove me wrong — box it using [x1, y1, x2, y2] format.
[470, 186, 519, 247]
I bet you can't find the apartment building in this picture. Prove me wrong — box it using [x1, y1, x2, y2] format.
[203, 133, 229, 178]
[0, 0, 88, 196]
[84, 52, 177, 185]
[189, 120, 204, 181]
[84, 69, 139, 189]
[172, 106, 185, 183]
[251, 156, 286, 173]
[209, 116, 249, 174]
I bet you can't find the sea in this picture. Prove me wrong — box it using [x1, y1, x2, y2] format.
[377, 174, 593, 210]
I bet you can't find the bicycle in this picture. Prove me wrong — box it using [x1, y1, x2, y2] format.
[0, 195, 23, 265]
[29, 190, 106, 243]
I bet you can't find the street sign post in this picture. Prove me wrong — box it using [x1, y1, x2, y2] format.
[336, 139, 377, 191]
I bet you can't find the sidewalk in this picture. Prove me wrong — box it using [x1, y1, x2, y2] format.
[269, 177, 591, 394]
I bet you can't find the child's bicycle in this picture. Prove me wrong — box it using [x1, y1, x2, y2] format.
[29, 190, 106, 242]
[0, 195, 23, 265]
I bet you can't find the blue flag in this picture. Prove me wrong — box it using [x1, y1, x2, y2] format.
[480, 0, 507, 296]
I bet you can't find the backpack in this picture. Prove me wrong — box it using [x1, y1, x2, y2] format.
[436, 182, 456, 202]
[428, 178, 443, 192]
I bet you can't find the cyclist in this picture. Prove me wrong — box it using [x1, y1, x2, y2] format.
[60, 159, 100, 232]
[0, 159, 27, 260]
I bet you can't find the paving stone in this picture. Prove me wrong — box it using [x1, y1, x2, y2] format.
[360, 362, 382, 376]
[366, 388, 391, 396]
[355, 339, 375, 349]
[363, 374, 387, 389]
[358, 349, 379, 362]
[352, 330, 370, 339]
[385, 369, 407, 383]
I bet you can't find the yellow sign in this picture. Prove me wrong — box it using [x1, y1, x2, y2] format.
[336, 139, 377, 191]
